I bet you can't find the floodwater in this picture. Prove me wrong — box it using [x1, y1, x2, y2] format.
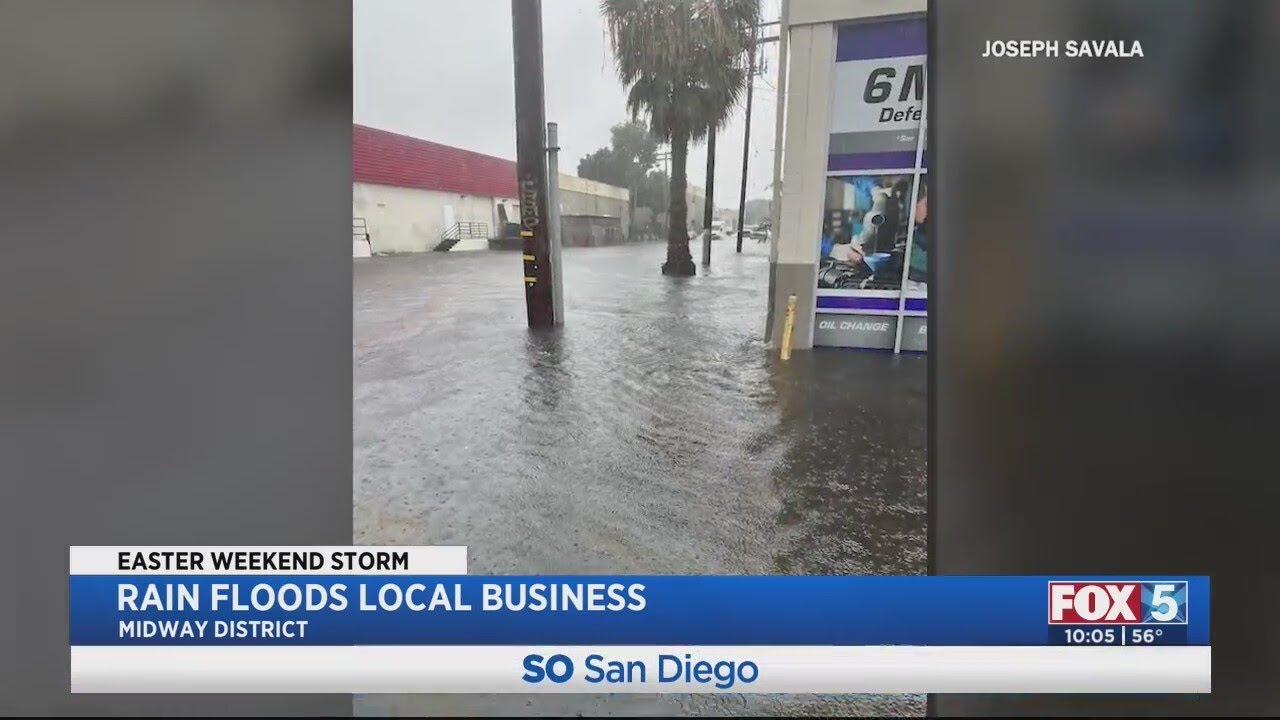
[353, 240, 926, 717]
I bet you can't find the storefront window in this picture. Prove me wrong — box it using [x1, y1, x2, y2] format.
[813, 15, 928, 352]
[818, 173, 921, 292]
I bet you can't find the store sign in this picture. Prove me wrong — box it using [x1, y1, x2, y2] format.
[828, 57, 925, 170]
[828, 18, 927, 172]
[815, 15, 928, 353]
[814, 314, 898, 350]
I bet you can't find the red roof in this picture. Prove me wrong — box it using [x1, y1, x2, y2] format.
[353, 124, 518, 198]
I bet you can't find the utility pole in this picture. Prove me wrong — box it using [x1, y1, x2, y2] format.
[511, 0, 554, 327]
[546, 122, 564, 325]
[735, 29, 757, 253]
[765, 0, 788, 344]
[736, 22, 781, 253]
[656, 148, 672, 234]
[701, 126, 716, 267]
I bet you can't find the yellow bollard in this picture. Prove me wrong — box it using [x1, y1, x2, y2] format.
[780, 294, 797, 361]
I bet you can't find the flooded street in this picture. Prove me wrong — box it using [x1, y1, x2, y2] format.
[354, 240, 926, 716]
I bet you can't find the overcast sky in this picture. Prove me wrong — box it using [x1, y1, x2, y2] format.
[354, 0, 782, 208]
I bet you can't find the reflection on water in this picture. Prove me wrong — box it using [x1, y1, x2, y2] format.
[353, 241, 925, 716]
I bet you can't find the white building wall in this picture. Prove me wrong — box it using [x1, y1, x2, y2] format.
[353, 177, 628, 255]
[352, 182, 516, 254]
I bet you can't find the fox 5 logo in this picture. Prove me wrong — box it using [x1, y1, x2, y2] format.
[1049, 581, 1188, 624]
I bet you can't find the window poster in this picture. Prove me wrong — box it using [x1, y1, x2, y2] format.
[814, 16, 928, 352]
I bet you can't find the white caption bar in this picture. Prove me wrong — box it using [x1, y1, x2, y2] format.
[70, 645, 1211, 694]
[69, 546, 468, 575]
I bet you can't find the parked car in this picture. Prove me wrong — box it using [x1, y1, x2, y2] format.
[688, 227, 726, 241]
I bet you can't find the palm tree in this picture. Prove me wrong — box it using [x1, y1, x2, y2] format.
[602, 0, 758, 276]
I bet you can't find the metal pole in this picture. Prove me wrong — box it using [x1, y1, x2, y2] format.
[546, 122, 565, 326]
[735, 31, 757, 253]
[892, 89, 927, 354]
[510, 0, 554, 328]
[701, 126, 716, 267]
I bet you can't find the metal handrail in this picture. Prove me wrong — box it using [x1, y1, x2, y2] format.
[441, 222, 489, 240]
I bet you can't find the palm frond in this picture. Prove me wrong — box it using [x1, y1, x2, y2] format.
[602, 0, 759, 142]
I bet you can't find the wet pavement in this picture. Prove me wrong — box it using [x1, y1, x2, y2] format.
[353, 240, 926, 717]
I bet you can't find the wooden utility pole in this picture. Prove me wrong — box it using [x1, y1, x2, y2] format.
[735, 30, 757, 253]
[701, 126, 716, 267]
[736, 23, 780, 253]
[764, 2, 788, 344]
[511, 0, 555, 327]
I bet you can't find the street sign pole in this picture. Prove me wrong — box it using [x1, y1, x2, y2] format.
[511, 0, 555, 327]
[546, 122, 565, 326]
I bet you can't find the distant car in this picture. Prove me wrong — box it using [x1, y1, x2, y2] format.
[689, 228, 727, 241]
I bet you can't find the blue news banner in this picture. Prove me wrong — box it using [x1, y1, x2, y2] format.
[69, 576, 1209, 647]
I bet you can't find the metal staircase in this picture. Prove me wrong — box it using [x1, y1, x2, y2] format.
[353, 217, 372, 257]
[434, 222, 489, 252]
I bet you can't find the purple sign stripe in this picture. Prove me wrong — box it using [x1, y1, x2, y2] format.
[828, 151, 926, 172]
[817, 296, 928, 312]
[836, 18, 927, 62]
[818, 296, 899, 311]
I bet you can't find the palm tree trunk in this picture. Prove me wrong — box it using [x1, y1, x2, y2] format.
[663, 127, 696, 276]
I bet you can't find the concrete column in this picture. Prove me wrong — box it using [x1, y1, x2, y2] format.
[767, 22, 834, 351]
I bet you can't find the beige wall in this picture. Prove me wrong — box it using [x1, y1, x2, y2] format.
[687, 184, 707, 227]
[769, 0, 926, 349]
[776, 22, 836, 270]
[559, 190, 629, 236]
[788, 0, 924, 26]
[556, 175, 630, 237]
[648, 185, 706, 233]
[352, 182, 516, 254]
[558, 174, 628, 202]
